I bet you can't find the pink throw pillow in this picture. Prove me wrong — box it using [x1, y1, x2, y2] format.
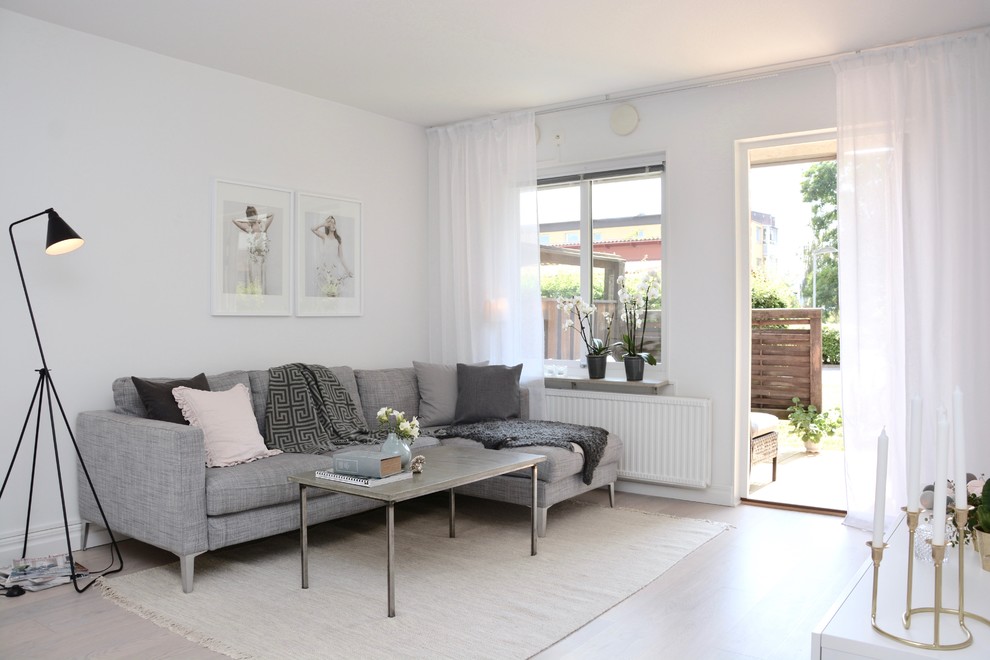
[172, 383, 282, 467]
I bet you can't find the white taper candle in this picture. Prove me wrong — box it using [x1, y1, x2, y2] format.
[907, 397, 921, 513]
[953, 387, 966, 510]
[872, 429, 888, 547]
[932, 408, 949, 545]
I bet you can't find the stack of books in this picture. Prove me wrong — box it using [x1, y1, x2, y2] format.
[315, 449, 412, 487]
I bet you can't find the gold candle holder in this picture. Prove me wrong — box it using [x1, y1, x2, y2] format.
[903, 508, 920, 628]
[954, 506, 990, 630]
[868, 505, 988, 650]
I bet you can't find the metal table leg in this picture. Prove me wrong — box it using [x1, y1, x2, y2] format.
[300, 484, 309, 589]
[531, 464, 538, 556]
[449, 488, 456, 538]
[387, 501, 395, 617]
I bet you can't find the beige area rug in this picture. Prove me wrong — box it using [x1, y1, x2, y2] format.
[100, 497, 727, 659]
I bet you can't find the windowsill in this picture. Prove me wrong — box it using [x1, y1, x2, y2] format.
[544, 374, 670, 395]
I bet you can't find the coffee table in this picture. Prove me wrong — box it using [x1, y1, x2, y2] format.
[289, 445, 547, 617]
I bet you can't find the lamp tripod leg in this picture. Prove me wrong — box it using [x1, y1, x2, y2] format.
[44, 369, 125, 592]
[0, 370, 47, 559]
[0, 369, 124, 594]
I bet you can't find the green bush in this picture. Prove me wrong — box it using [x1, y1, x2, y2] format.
[822, 325, 840, 364]
[541, 271, 605, 300]
[751, 270, 797, 309]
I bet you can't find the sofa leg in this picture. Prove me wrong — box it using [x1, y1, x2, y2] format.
[536, 507, 547, 538]
[180, 553, 201, 593]
[81, 522, 91, 551]
[608, 482, 615, 508]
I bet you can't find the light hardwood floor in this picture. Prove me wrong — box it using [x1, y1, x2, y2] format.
[0, 492, 867, 659]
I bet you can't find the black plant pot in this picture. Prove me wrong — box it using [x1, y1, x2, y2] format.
[623, 355, 645, 381]
[586, 354, 607, 379]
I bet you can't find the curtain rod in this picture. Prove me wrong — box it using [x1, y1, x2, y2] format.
[531, 24, 990, 117]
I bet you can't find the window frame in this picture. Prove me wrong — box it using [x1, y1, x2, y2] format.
[538, 155, 666, 378]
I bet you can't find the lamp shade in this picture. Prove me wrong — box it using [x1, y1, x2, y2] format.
[45, 210, 84, 255]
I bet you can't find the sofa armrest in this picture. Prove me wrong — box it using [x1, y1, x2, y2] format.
[519, 386, 530, 420]
[76, 410, 208, 557]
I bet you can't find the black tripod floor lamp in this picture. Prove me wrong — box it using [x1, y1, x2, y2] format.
[1, 208, 123, 593]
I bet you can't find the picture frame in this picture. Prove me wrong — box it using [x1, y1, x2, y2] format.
[295, 192, 363, 316]
[212, 180, 293, 316]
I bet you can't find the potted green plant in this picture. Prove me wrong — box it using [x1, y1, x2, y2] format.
[614, 271, 660, 381]
[557, 296, 613, 379]
[786, 397, 842, 453]
[971, 479, 990, 571]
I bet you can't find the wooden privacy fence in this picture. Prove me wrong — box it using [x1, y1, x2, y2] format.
[544, 299, 660, 361]
[544, 299, 620, 360]
[752, 308, 822, 417]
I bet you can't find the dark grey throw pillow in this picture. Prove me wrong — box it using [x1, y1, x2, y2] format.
[131, 373, 211, 424]
[453, 363, 522, 424]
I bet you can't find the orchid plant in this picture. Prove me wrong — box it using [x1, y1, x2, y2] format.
[615, 271, 661, 365]
[556, 296, 613, 356]
[376, 406, 419, 443]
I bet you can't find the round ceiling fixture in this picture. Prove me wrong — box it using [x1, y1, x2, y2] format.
[610, 103, 639, 136]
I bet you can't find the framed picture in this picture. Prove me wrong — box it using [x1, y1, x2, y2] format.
[295, 192, 363, 316]
[212, 180, 292, 316]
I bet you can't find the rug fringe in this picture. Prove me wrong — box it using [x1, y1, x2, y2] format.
[98, 577, 254, 660]
[565, 498, 735, 531]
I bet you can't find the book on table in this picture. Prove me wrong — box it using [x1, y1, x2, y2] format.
[314, 469, 413, 488]
[332, 450, 402, 478]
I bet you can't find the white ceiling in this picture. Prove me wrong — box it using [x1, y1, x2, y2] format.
[3, 0, 989, 126]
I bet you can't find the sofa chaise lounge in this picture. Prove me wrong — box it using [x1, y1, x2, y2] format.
[76, 365, 623, 592]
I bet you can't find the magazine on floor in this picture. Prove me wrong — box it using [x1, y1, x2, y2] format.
[1, 553, 89, 591]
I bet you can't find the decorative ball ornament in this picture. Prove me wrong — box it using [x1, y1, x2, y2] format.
[609, 103, 639, 136]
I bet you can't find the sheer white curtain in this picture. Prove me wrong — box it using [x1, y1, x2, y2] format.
[835, 29, 990, 531]
[426, 111, 544, 417]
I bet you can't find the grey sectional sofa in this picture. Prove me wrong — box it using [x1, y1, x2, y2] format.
[75, 366, 622, 592]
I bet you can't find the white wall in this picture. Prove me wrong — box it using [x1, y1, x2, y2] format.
[536, 68, 837, 504]
[0, 10, 429, 558]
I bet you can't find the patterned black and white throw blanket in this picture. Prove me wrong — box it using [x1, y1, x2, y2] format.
[437, 419, 608, 485]
[265, 363, 381, 454]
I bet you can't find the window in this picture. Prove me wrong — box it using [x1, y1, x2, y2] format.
[539, 162, 664, 365]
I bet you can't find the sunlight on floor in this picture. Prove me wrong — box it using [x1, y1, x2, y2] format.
[748, 365, 846, 511]
[749, 448, 846, 511]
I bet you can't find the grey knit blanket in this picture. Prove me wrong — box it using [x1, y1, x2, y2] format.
[265, 363, 382, 454]
[438, 419, 608, 485]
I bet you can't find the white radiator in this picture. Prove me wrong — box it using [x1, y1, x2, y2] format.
[545, 389, 712, 488]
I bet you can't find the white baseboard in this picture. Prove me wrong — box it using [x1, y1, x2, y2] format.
[616, 479, 738, 506]
[0, 523, 123, 565]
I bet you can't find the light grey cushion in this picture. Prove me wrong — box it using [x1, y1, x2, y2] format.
[354, 368, 420, 431]
[205, 452, 338, 516]
[439, 433, 622, 482]
[453, 363, 522, 424]
[114, 371, 252, 418]
[413, 360, 487, 427]
[750, 411, 779, 438]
